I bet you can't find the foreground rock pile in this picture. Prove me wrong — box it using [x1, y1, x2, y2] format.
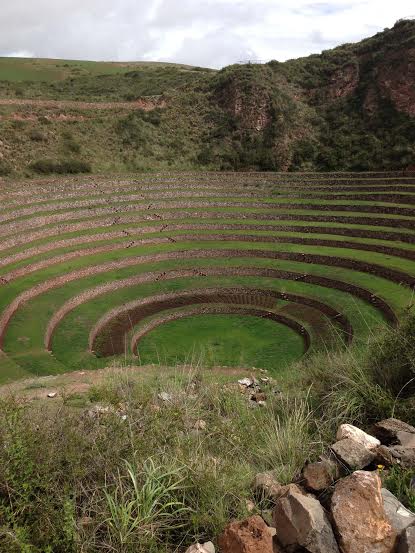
[189, 418, 415, 553]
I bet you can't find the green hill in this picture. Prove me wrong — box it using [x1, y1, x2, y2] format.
[0, 19, 415, 176]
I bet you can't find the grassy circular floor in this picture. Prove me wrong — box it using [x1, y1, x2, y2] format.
[135, 314, 306, 372]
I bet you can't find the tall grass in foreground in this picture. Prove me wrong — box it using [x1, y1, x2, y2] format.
[104, 459, 190, 552]
[298, 312, 415, 432]
[0, 314, 413, 552]
[0, 371, 321, 553]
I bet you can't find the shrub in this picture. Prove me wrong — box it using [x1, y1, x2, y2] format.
[367, 314, 415, 398]
[38, 116, 51, 125]
[115, 114, 146, 146]
[144, 110, 162, 126]
[11, 119, 26, 130]
[64, 138, 81, 154]
[29, 158, 91, 175]
[0, 159, 12, 176]
[300, 314, 415, 431]
[28, 129, 48, 142]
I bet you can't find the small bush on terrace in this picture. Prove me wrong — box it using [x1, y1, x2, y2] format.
[28, 129, 48, 142]
[29, 158, 91, 175]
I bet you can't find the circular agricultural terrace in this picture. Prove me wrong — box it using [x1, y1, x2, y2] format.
[0, 171, 414, 381]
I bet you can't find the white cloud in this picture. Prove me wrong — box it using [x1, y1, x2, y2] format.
[0, 0, 414, 68]
[1, 50, 35, 58]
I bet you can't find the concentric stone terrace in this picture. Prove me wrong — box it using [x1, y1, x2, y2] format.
[0, 171, 414, 381]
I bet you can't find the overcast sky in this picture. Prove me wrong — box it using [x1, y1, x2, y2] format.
[1, 0, 414, 68]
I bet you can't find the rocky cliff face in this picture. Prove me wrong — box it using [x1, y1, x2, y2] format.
[209, 64, 316, 171]
[206, 19, 415, 171]
[315, 21, 415, 118]
[375, 46, 415, 117]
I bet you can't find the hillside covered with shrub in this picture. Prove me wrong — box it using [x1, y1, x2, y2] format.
[0, 19, 415, 176]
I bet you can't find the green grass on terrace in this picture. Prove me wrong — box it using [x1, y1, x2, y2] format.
[136, 314, 305, 376]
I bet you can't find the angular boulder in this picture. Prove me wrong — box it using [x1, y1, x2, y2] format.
[302, 460, 337, 492]
[371, 419, 415, 445]
[397, 525, 415, 553]
[218, 515, 273, 553]
[331, 470, 397, 553]
[374, 445, 396, 467]
[382, 488, 415, 534]
[389, 446, 415, 468]
[331, 437, 375, 469]
[273, 490, 340, 553]
[252, 471, 282, 502]
[336, 423, 380, 450]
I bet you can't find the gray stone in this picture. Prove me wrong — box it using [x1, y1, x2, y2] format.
[238, 378, 253, 387]
[389, 446, 415, 468]
[331, 437, 375, 469]
[372, 418, 415, 445]
[273, 491, 340, 553]
[252, 471, 282, 502]
[194, 419, 207, 431]
[382, 489, 415, 533]
[158, 391, 173, 402]
[398, 525, 415, 553]
[87, 404, 116, 418]
[397, 431, 415, 448]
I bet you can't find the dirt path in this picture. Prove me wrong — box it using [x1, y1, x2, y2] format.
[0, 364, 251, 402]
[0, 96, 166, 111]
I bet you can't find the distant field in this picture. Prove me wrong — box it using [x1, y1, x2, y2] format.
[0, 57, 203, 82]
[0, 171, 414, 384]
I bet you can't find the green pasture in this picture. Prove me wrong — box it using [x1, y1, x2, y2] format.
[0, 57, 199, 83]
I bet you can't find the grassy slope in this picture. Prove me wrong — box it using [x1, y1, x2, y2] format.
[0, 57, 206, 82]
[0, 316, 413, 552]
